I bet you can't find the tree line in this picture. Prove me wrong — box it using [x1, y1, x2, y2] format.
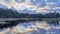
[0, 8, 60, 18]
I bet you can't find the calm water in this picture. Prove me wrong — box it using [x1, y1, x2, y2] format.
[0, 21, 60, 34]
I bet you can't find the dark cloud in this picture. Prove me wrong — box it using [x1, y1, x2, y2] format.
[37, 2, 47, 7]
[15, 0, 25, 3]
[31, 0, 46, 5]
[47, 0, 60, 2]
[49, 3, 60, 7]
[4, 0, 11, 4]
[30, 0, 47, 7]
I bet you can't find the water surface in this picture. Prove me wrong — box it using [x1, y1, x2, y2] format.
[0, 21, 60, 34]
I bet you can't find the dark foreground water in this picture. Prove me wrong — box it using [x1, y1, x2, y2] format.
[0, 21, 60, 34]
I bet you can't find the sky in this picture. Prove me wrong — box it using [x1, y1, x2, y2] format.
[0, 0, 60, 13]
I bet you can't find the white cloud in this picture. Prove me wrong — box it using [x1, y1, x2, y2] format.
[0, 0, 59, 13]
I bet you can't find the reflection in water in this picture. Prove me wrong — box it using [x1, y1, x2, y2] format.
[0, 21, 60, 34]
[47, 21, 60, 26]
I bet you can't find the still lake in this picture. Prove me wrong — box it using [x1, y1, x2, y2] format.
[0, 21, 60, 34]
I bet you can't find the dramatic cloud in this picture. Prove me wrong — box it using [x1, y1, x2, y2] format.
[0, 0, 60, 13]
